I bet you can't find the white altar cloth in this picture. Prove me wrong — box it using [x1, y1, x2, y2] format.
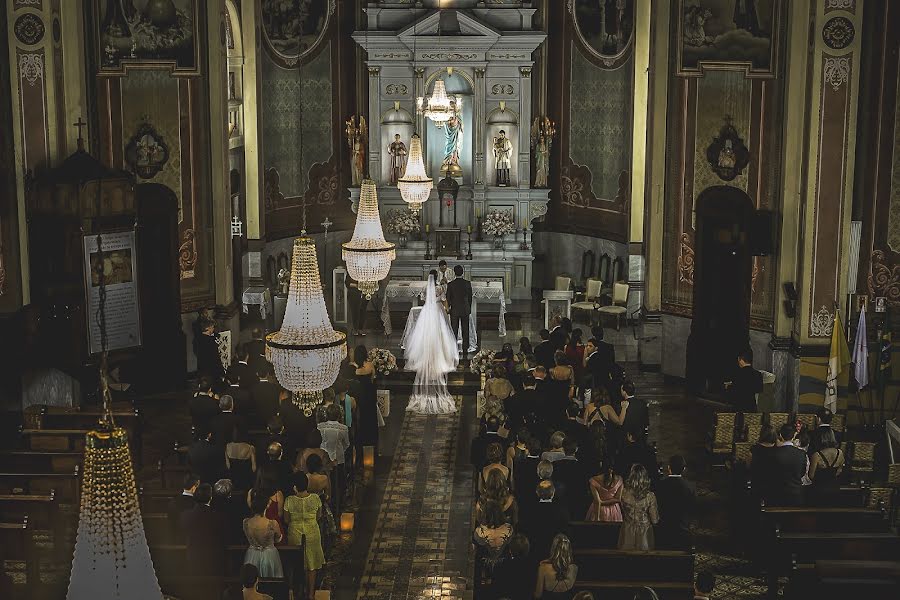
[382, 280, 507, 351]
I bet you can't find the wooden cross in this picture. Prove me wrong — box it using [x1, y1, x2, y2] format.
[73, 117, 87, 149]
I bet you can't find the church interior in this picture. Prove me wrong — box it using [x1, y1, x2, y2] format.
[2, 0, 900, 599]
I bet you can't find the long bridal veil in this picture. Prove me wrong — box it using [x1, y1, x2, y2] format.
[405, 275, 458, 414]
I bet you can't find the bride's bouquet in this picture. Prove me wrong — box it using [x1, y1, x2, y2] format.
[469, 349, 496, 375]
[368, 347, 398, 377]
[386, 208, 421, 234]
[482, 210, 516, 236]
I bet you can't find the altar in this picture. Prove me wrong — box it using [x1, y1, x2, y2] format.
[351, 6, 550, 302]
[381, 279, 506, 352]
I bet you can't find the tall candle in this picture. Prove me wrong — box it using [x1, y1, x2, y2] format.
[425, 224, 430, 233]
[467, 225, 472, 233]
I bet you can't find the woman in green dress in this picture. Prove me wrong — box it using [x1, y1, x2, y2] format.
[283, 472, 324, 600]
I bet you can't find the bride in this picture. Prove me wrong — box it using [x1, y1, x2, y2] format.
[404, 273, 458, 414]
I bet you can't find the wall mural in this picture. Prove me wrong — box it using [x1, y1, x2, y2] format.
[678, 0, 781, 78]
[96, 0, 199, 74]
[262, 0, 334, 69]
[569, 0, 635, 60]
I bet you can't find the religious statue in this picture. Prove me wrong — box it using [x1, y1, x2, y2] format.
[441, 103, 463, 177]
[276, 267, 290, 296]
[530, 116, 557, 189]
[345, 115, 367, 186]
[387, 134, 408, 185]
[492, 130, 513, 187]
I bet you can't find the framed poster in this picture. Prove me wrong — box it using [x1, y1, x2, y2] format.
[83, 230, 143, 354]
[435, 228, 461, 258]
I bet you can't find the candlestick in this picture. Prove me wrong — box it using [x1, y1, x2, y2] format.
[425, 223, 430, 233]
[467, 225, 472, 234]
[466, 229, 473, 260]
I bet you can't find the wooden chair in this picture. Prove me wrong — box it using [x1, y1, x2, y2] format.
[734, 442, 753, 465]
[796, 413, 817, 431]
[768, 412, 790, 430]
[554, 275, 573, 291]
[742, 412, 763, 428]
[571, 278, 604, 325]
[850, 442, 876, 475]
[831, 413, 846, 432]
[597, 282, 629, 330]
[746, 423, 762, 444]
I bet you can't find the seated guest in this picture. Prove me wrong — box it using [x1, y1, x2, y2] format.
[225, 432, 257, 491]
[189, 428, 226, 484]
[473, 500, 514, 592]
[615, 428, 657, 481]
[180, 483, 227, 575]
[768, 424, 808, 506]
[694, 571, 715, 600]
[723, 348, 763, 414]
[251, 366, 282, 427]
[552, 436, 590, 519]
[534, 534, 578, 599]
[541, 431, 567, 463]
[213, 478, 249, 545]
[654, 455, 696, 549]
[618, 464, 659, 551]
[479, 442, 510, 492]
[211, 394, 244, 445]
[522, 480, 569, 560]
[807, 428, 845, 505]
[190, 378, 220, 430]
[476, 468, 519, 527]
[586, 461, 623, 522]
[284, 472, 324, 600]
[513, 438, 544, 509]
[242, 488, 284, 578]
[471, 416, 507, 471]
[491, 534, 532, 600]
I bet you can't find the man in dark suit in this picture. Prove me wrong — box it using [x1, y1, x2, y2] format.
[251, 366, 282, 428]
[246, 327, 267, 376]
[549, 316, 568, 352]
[584, 336, 615, 394]
[195, 319, 225, 383]
[551, 437, 590, 519]
[256, 415, 296, 467]
[724, 348, 763, 413]
[616, 427, 658, 481]
[188, 429, 226, 484]
[560, 402, 592, 463]
[169, 473, 200, 535]
[655, 455, 696, 549]
[619, 381, 649, 440]
[209, 395, 244, 445]
[534, 329, 555, 371]
[179, 483, 228, 575]
[810, 406, 841, 453]
[226, 344, 255, 390]
[506, 374, 540, 430]
[211, 478, 249, 544]
[513, 437, 544, 509]
[279, 389, 316, 452]
[189, 378, 220, 431]
[519, 480, 570, 560]
[770, 424, 808, 506]
[265, 442, 294, 495]
[470, 416, 506, 471]
[445, 265, 473, 359]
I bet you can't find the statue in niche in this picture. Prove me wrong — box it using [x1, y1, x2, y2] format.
[387, 133, 408, 185]
[441, 103, 463, 177]
[534, 134, 549, 188]
[345, 115, 367, 186]
[492, 130, 513, 187]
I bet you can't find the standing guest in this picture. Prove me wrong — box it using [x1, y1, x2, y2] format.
[522, 480, 569, 560]
[484, 365, 515, 423]
[551, 351, 577, 403]
[180, 483, 227, 575]
[213, 478, 249, 545]
[318, 402, 350, 505]
[534, 534, 578, 599]
[476, 468, 519, 526]
[749, 424, 778, 502]
[581, 388, 628, 429]
[619, 381, 648, 440]
[508, 375, 540, 431]
[189, 428, 226, 485]
[473, 500, 514, 593]
[471, 416, 507, 471]
[560, 403, 592, 462]
[225, 431, 257, 491]
[171, 473, 199, 516]
[195, 318, 225, 383]
[534, 329, 555, 371]
[246, 327, 268, 375]
[234, 563, 273, 600]
[190, 378, 220, 431]
[479, 442, 511, 492]
[552, 436, 590, 519]
[351, 345, 379, 458]
[257, 416, 294, 467]
[586, 462, 623, 522]
[615, 428, 657, 481]
[541, 431, 568, 463]
[565, 329, 586, 392]
[303, 453, 332, 503]
[491, 534, 532, 600]
[262, 442, 293, 496]
[724, 348, 762, 413]
[807, 428, 845, 505]
[810, 407, 841, 453]
[251, 367, 281, 428]
[345, 274, 369, 336]
[694, 571, 715, 600]
[654, 455, 696, 549]
[280, 389, 317, 452]
[549, 316, 568, 352]
[284, 472, 324, 600]
[211, 395, 244, 445]
[618, 464, 659, 551]
[505, 427, 530, 488]
[769, 423, 808, 506]
[242, 489, 284, 578]
[227, 345, 255, 390]
[519, 336, 534, 360]
[513, 438, 544, 508]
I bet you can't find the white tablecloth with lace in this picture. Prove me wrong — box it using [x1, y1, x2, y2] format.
[381, 280, 507, 350]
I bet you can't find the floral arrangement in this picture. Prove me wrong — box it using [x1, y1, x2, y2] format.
[386, 208, 421, 235]
[368, 347, 398, 377]
[482, 210, 516, 237]
[469, 349, 496, 375]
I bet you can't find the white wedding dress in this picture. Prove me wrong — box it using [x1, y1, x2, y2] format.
[405, 275, 458, 414]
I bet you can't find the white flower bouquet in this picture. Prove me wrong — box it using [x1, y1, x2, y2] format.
[368, 347, 398, 377]
[482, 210, 516, 236]
[469, 349, 496, 375]
[386, 208, 421, 235]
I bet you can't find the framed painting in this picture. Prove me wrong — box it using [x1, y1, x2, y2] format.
[677, 0, 781, 78]
[95, 0, 200, 75]
[569, 0, 635, 65]
[262, 0, 335, 69]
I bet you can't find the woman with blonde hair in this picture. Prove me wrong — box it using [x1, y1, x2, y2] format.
[618, 464, 659, 551]
[534, 534, 578, 599]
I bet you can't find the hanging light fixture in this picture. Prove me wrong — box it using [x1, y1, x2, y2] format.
[267, 232, 347, 416]
[418, 78, 456, 127]
[343, 179, 395, 298]
[397, 134, 432, 213]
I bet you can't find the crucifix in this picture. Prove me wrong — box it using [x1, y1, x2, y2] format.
[73, 117, 87, 150]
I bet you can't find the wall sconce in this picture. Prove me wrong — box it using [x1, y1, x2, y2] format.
[363, 446, 375, 468]
[340, 512, 355, 532]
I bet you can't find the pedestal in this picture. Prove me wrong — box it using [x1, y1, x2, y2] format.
[542, 290, 574, 328]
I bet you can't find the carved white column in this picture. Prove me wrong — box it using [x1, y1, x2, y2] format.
[518, 66, 533, 189]
[367, 66, 381, 182]
[474, 67, 486, 186]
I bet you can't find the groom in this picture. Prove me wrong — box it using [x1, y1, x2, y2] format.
[445, 265, 473, 359]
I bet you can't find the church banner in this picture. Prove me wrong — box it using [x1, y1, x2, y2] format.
[83, 230, 142, 354]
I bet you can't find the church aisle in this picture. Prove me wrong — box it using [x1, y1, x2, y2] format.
[353, 395, 475, 600]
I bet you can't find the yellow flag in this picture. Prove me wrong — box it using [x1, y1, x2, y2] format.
[826, 312, 850, 411]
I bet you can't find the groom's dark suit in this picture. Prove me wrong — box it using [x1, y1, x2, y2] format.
[446, 276, 473, 358]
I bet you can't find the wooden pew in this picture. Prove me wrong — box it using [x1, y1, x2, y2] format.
[0, 518, 38, 593]
[787, 560, 900, 600]
[157, 576, 290, 600]
[142, 512, 174, 546]
[574, 548, 694, 582]
[24, 407, 144, 468]
[139, 486, 249, 514]
[19, 428, 89, 452]
[0, 468, 81, 503]
[0, 492, 63, 545]
[567, 521, 622, 550]
[776, 531, 900, 562]
[761, 506, 888, 534]
[574, 581, 694, 600]
[0, 450, 82, 473]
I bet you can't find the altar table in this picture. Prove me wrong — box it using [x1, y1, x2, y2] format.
[381, 280, 507, 351]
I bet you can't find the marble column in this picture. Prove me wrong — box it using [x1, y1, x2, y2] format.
[517, 66, 533, 189]
[474, 67, 486, 186]
[367, 66, 381, 182]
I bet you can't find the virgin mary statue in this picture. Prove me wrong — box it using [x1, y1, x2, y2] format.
[441, 104, 463, 177]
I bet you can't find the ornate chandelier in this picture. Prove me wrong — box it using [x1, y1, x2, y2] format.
[343, 179, 395, 298]
[397, 134, 432, 213]
[267, 235, 347, 416]
[418, 78, 456, 128]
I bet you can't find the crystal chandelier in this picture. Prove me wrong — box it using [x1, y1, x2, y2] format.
[267, 235, 347, 416]
[418, 78, 456, 128]
[343, 179, 396, 298]
[397, 134, 432, 213]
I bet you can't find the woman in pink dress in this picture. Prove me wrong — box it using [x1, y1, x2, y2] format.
[585, 462, 623, 522]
